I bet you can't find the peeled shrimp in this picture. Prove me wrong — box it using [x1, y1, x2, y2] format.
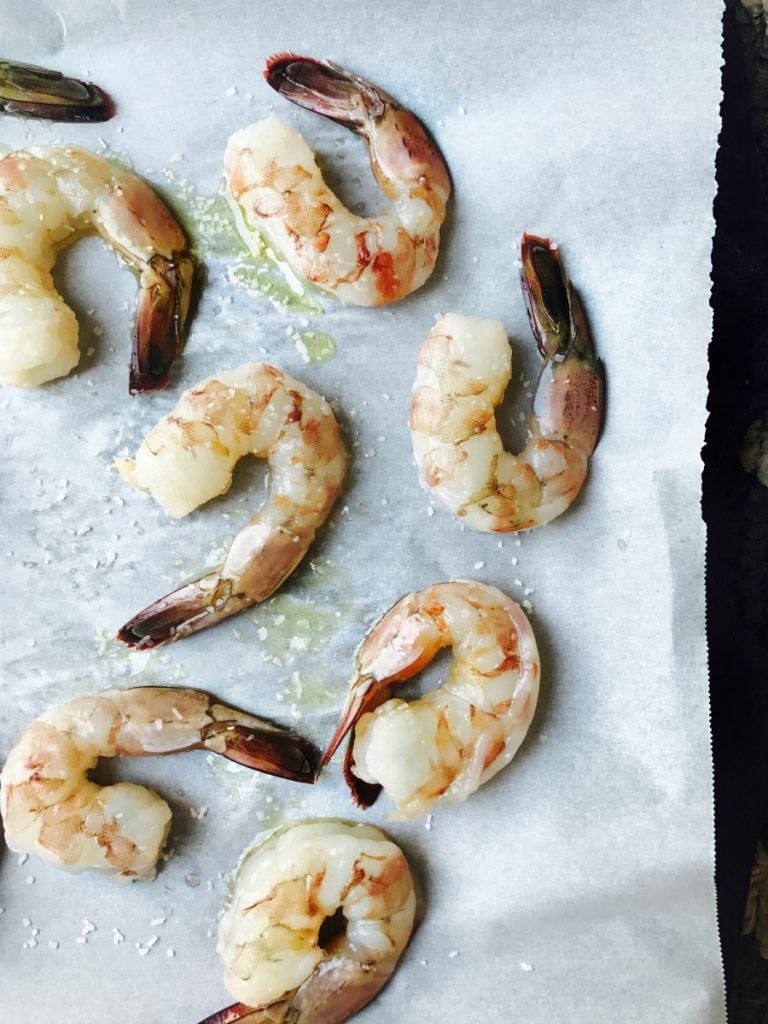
[224, 54, 450, 307]
[0, 145, 194, 392]
[410, 234, 604, 531]
[323, 580, 540, 820]
[0, 686, 317, 880]
[117, 363, 346, 647]
[198, 819, 416, 1024]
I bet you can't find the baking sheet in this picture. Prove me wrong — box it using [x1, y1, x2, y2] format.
[0, 1, 724, 1020]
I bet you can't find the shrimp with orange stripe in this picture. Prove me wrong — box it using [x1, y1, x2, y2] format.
[323, 580, 540, 820]
[224, 54, 451, 307]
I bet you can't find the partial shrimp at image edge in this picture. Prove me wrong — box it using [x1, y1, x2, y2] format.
[196, 1006, 267, 1024]
[224, 54, 450, 306]
[0, 145, 194, 392]
[0, 59, 115, 121]
[200, 820, 417, 1024]
[0, 687, 318, 880]
[323, 580, 540, 820]
[409, 233, 604, 532]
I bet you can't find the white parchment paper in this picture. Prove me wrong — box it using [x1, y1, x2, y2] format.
[0, 1, 724, 1021]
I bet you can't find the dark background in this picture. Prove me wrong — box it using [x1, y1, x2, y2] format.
[710, 2, 768, 1016]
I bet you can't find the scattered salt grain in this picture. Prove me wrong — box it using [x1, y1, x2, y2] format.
[166, 947, 175, 958]
[226, 85, 238, 96]
[48, 940, 59, 951]
[17, 854, 28, 866]
[519, 961, 534, 972]
[448, 950, 459, 959]
[424, 814, 433, 831]
[474, 561, 485, 570]
[112, 929, 125, 945]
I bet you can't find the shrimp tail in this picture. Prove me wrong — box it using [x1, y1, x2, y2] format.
[323, 675, 389, 808]
[117, 572, 244, 648]
[264, 53, 390, 135]
[343, 743, 382, 809]
[196, 1004, 284, 1024]
[201, 709, 318, 784]
[0, 59, 115, 121]
[521, 232, 604, 458]
[322, 679, 377, 766]
[131, 252, 195, 393]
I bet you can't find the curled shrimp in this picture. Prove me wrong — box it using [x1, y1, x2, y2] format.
[410, 234, 604, 531]
[0, 145, 194, 392]
[224, 54, 450, 307]
[117, 363, 347, 647]
[198, 819, 416, 1024]
[0, 59, 114, 121]
[0, 686, 318, 880]
[323, 581, 540, 820]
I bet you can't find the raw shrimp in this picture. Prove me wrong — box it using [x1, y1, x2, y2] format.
[410, 234, 604, 531]
[117, 363, 347, 647]
[0, 145, 194, 392]
[323, 581, 540, 820]
[198, 819, 416, 1024]
[224, 54, 450, 307]
[0, 687, 318, 880]
[0, 59, 114, 121]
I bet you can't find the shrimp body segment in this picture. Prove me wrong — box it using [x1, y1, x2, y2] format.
[0, 145, 194, 392]
[207, 820, 416, 1024]
[0, 687, 318, 880]
[117, 364, 346, 647]
[323, 581, 540, 820]
[410, 234, 604, 531]
[224, 54, 450, 307]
